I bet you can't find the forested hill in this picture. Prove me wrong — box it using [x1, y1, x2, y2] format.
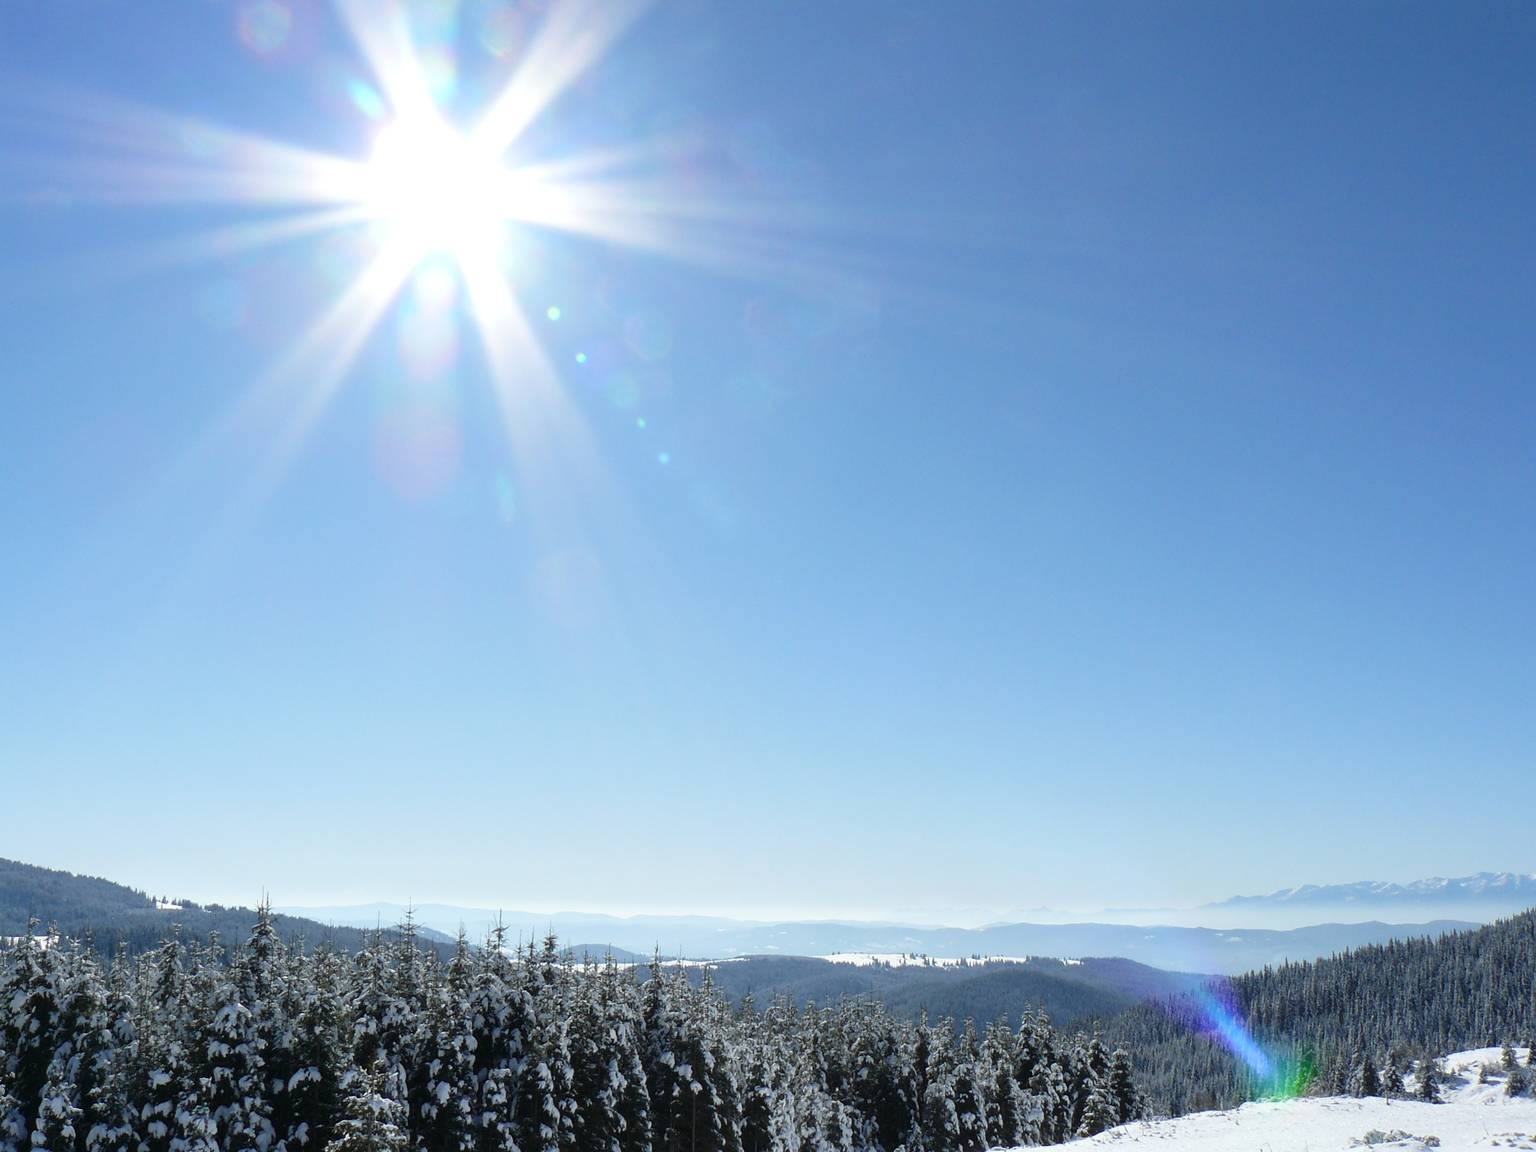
[1113, 909, 1536, 1114]
[0, 858, 446, 957]
[669, 955, 1208, 1033]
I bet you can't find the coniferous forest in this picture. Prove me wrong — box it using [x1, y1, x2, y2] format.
[1111, 909, 1536, 1114]
[0, 910, 1143, 1152]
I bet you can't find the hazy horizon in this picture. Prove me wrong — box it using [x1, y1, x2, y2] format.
[15, 849, 1532, 933]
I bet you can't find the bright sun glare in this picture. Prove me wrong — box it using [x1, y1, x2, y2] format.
[364, 119, 512, 259]
[19, 0, 777, 516]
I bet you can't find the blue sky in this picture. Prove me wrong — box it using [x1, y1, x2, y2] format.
[1, 1, 1532, 922]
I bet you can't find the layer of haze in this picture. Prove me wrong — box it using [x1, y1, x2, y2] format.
[1, 2, 1533, 922]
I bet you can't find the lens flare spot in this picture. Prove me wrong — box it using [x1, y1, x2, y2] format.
[657, 451, 670, 465]
[374, 407, 461, 501]
[480, 5, 527, 60]
[197, 279, 247, 333]
[178, 122, 225, 160]
[623, 310, 674, 362]
[574, 352, 588, 365]
[546, 305, 562, 321]
[399, 311, 459, 380]
[418, 44, 459, 105]
[348, 79, 386, 121]
[412, 262, 460, 314]
[529, 548, 606, 634]
[605, 371, 639, 410]
[495, 473, 519, 525]
[238, 0, 293, 56]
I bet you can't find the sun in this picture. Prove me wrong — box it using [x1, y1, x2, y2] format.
[18, 0, 766, 516]
[363, 117, 513, 261]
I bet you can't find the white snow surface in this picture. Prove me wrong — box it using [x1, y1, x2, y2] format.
[1073, 1049, 1536, 1152]
[820, 952, 1081, 968]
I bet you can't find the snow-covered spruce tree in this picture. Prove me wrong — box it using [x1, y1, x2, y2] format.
[0, 929, 63, 1151]
[1380, 1053, 1405, 1099]
[234, 903, 295, 1150]
[1502, 1042, 1518, 1071]
[345, 934, 388, 1075]
[331, 1061, 408, 1152]
[0, 1086, 19, 1152]
[416, 935, 477, 1152]
[130, 935, 191, 1152]
[1022, 1031, 1065, 1147]
[467, 925, 526, 1152]
[1415, 1054, 1441, 1102]
[920, 1020, 961, 1152]
[572, 954, 662, 1152]
[946, 1023, 985, 1152]
[790, 1026, 851, 1152]
[735, 1004, 785, 1152]
[32, 939, 105, 1152]
[1072, 1079, 1117, 1141]
[83, 950, 139, 1152]
[659, 975, 740, 1152]
[1505, 1068, 1527, 1098]
[1348, 1051, 1380, 1098]
[32, 1052, 82, 1152]
[192, 942, 274, 1152]
[977, 1017, 1023, 1149]
[1066, 1028, 1111, 1136]
[1107, 1049, 1139, 1125]
[568, 958, 623, 1152]
[842, 1002, 915, 1152]
[284, 943, 345, 1149]
[601, 958, 654, 1152]
[515, 942, 565, 1152]
[534, 937, 578, 1152]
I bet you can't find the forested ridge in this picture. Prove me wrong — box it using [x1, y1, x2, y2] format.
[0, 861, 447, 960]
[0, 910, 1143, 1152]
[665, 956, 1205, 1037]
[1113, 908, 1536, 1113]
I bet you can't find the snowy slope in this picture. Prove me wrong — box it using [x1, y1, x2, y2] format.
[1078, 1049, 1536, 1152]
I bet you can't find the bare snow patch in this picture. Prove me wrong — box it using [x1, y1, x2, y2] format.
[1075, 1048, 1536, 1152]
[820, 952, 1077, 968]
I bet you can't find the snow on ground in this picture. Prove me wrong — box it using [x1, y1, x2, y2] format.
[820, 952, 1081, 968]
[1079, 1049, 1536, 1152]
[0, 935, 55, 950]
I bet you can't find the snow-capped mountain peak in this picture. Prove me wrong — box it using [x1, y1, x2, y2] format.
[1214, 871, 1536, 910]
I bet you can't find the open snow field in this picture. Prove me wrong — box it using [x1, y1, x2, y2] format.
[1081, 1049, 1536, 1151]
[819, 952, 1069, 968]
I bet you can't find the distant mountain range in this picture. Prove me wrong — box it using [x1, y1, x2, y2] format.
[277, 899, 1477, 974]
[7, 857, 1526, 976]
[1213, 871, 1536, 909]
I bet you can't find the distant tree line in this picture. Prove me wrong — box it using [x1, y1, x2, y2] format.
[0, 909, 1144, 1152]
